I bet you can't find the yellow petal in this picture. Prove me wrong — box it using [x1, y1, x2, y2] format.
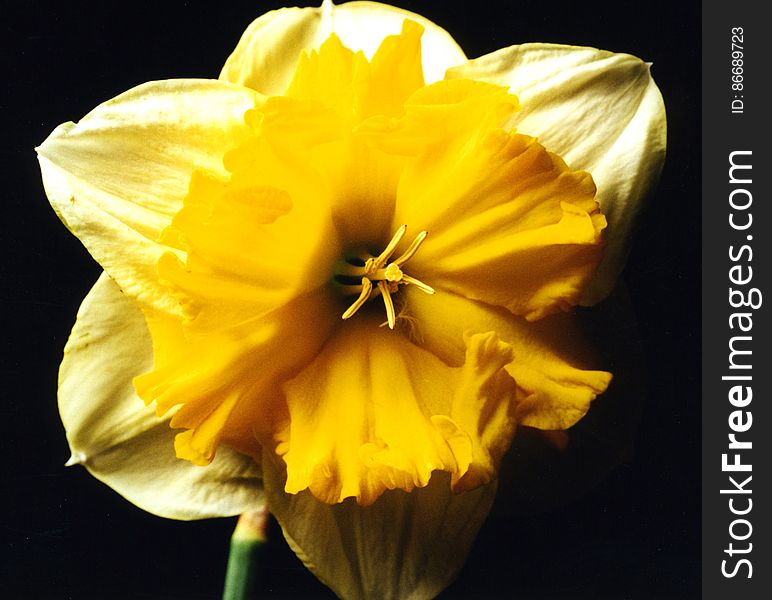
[152, 91, 346, 334]
[389, 86, 605, 319]
[220, 5, 330, 96]
[264, 451, 497, 600]
[285, 20, 426, 123]
[325, 1, 465, 83]
[359, 19, 425, 118]
[60, 273, 263, 519]
[358, 77, 518, 156]
[277, 317, 516, 505]
[427, 330, 518, 493]
[406, 287, 612, 430]
[36, 79, 259, 315]
[448, 44, 666, 303]
[312, 135, 403, 248]
[285, 32, 369, 121]
[262, 22, 427, 246]
[220, 0, 465, 95]
[158, 162, 339, 330]
[134, 285, 339, 466]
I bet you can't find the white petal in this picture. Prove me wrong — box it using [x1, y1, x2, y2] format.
[37, 79, 259, 315]
[448, 44, 666, 303]
[220, 0, 466, 95]
[60, 272, 263, 520]
[264, 451, 495, 600]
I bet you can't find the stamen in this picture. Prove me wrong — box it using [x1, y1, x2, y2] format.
[393, 230, 427, 266]
[401, 274, 434, 295]
[372, 224, 407, 270]
[337, 225, 433, 328]
[341, 277, 373, 320]
[377, 281, 396, 329]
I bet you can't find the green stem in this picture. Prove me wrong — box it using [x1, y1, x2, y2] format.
[222, 509, 269, 600]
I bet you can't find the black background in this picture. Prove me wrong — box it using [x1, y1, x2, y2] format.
[2, 1, 699, 598]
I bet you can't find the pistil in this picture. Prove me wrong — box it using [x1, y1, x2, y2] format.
[337, 226, 434, 329]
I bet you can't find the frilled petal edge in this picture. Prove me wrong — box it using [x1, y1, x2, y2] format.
[264, 449, 496, 600]
[447, 43, 666, 303]
[59, 273, 264, 520]
[219, 0, 466, 95]
[405, 287, 612, 431]
[276, 317, 516, 505]
[36, 79, 260, 316]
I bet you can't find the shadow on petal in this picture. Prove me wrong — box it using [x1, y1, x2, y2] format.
[492, 283, 646, 516]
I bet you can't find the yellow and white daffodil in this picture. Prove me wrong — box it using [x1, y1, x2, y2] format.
[37, 1, 665, 598]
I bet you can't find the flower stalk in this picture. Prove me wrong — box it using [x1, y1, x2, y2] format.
[222, 509, 269, 600]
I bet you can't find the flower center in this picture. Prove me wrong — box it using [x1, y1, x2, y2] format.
[334, 225, 434, 329]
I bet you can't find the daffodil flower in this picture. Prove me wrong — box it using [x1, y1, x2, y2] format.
[37, 1, 665, 598]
